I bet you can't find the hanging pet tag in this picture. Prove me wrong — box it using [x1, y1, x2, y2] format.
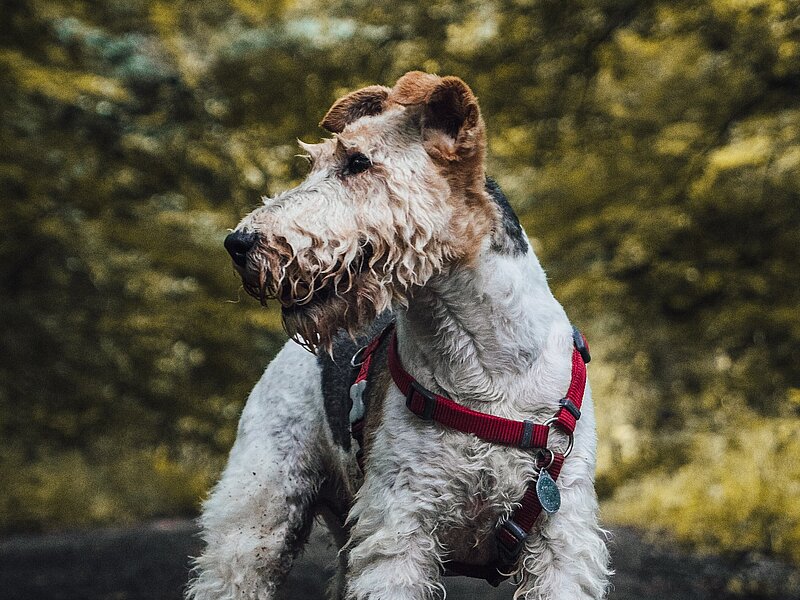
[349, 380, 367, 424]
[536, 470, 561, 514]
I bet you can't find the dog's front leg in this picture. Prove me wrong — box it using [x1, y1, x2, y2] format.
[187, 345, 329, 600]
[514, 433, 611, 598]
[517, 475, 610, 599]
[344, 468, 443, 600]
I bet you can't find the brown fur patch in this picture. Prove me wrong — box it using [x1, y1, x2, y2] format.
[390, 72, 484, 162]
[389, 71, 442, 105]
[320, 85, 391, 133]
[390, 72, 494, 265]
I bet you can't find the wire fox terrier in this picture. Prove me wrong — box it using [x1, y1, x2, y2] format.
[187, 71, 611, 600]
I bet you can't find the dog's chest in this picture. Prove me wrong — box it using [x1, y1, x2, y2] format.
[370, 391, 541, 563]
[434, 434, 539, 561]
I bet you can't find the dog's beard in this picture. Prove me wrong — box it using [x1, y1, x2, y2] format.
[240, 225, 448, 352]
[281, 285, 387, 353]
[244, 240, 399, 353]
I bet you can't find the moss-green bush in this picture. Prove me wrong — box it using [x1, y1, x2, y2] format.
[602, 415, 800, 563]
[3, 0, 799, 567]
[0, 443, 220, 532]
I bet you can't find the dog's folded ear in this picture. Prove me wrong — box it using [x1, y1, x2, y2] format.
[320, 86, 391, 133]
[391, 71, 484, 162]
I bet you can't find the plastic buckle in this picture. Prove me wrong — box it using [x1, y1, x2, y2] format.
[520, 420, 535, 448]
[572, 326, 591, 364]
[496, 518, 528, 565]
[558, 398, 581, 420]
[406, 381, 437, 420]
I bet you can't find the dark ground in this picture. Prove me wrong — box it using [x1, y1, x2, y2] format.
[2, 519, 799, 600]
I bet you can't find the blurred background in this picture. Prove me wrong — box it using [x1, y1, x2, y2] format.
[2, 0, 800, 597]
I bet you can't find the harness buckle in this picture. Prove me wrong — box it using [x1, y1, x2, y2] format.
[406, 381, 437, 420]
[496, 518, 528, 565]
[572, 326, 591, 364]
[558, 398, 581, 420]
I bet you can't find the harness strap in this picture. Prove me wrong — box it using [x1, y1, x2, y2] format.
[482, 333, 587, 583]
[353, 325, 393, 385]
[553, 326, 590, 434]
[349, 325, 395, 470]
[350, 322, 591, 586]
[388, 333, 552, 449]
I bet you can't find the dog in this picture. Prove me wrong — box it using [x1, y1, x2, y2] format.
[186, 71, 610, 600]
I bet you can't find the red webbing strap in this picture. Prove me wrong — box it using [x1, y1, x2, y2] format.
[353, 325, 393, 385]
[494, 335, 588, 575]
[511, 453, 565, 532]
[491, 452, 566, 584]
[351, 324, 396, 472]
[388, 333, 550, 449]
[554, 346, 586, 433]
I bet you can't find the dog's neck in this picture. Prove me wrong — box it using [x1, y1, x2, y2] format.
[395, 239, 570, 407]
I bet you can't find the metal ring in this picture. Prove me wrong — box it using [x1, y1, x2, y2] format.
[350, 345, 367, 367]
[535, 448, 556, 471]
[543, 417, 575, 458]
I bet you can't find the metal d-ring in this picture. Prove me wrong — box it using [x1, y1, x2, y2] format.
[543, 417, 575, 458]
[350, 345, 368, 367]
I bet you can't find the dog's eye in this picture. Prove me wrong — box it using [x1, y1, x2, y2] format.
[345, 152, 372, 175]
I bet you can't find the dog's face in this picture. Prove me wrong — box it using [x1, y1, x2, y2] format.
[228, 72, 496, 351]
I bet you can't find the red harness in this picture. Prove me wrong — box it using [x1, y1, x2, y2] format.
[349, 323, 590, 586]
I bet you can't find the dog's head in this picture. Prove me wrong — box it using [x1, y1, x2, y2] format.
[226, 72, 497, 351]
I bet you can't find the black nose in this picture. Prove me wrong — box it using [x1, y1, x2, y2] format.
[224, 230, 258, 268]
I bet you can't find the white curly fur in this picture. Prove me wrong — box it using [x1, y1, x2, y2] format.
[187, 73, 610, 600]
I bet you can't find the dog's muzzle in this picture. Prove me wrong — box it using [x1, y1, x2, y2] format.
[224, 230, 258, 269]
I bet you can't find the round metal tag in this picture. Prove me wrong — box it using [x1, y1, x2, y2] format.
[536, 470, 561, 514]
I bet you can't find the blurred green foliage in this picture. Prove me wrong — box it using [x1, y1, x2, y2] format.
[1, 0, 799, 563]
